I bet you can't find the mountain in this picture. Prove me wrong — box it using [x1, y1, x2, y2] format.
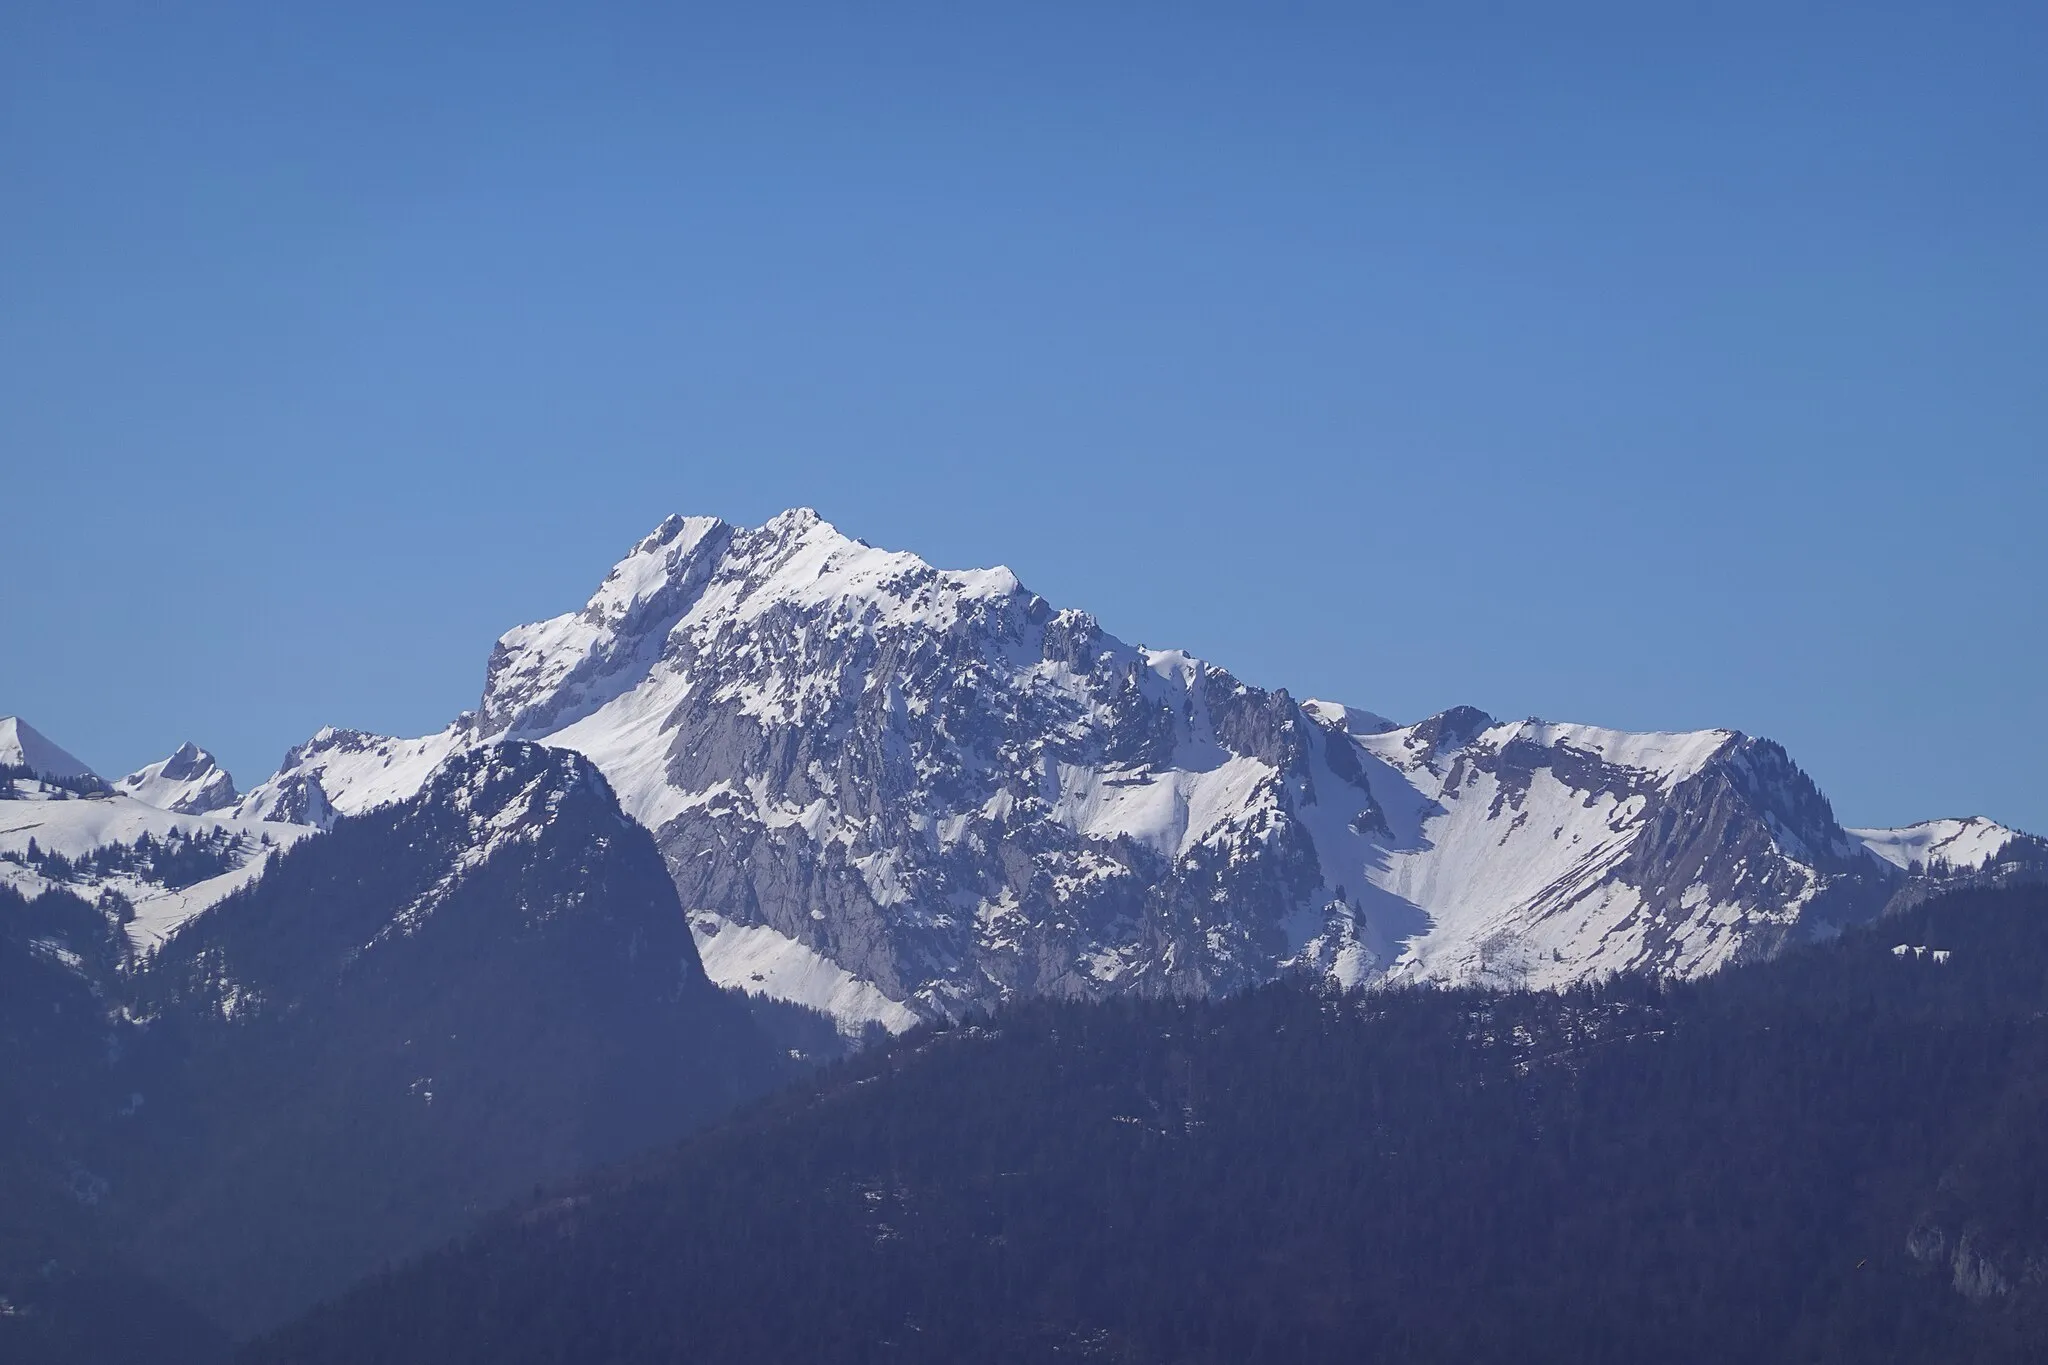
[241, 510, 1998, 1030]
[1852, 816, 2047, 876]
[0, 746, 309, 954]
[0, 715, 96, 781]
[0, 742, 832, 1352]
[246, 882, 2048, 1365]
[115, 744, 239, 816]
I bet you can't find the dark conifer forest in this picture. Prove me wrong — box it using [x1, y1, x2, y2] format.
[247, 882, 2048, 1365]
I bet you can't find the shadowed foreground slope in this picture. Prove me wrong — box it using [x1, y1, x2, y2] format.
[253, 883, 2048, 1365]
[0, 744, 831, 1357]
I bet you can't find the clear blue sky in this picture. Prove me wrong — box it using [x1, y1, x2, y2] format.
[4, 2, 2043, 833]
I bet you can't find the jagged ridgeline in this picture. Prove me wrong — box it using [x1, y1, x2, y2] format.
[251, 883, 2048, 1365]
[238, 510, 2039, 1032]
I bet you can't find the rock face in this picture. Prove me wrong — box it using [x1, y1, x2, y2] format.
[238, 510, 2024, 1029]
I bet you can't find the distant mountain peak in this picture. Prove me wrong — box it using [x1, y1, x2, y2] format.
[0, 715, 96, 780]
[1852, 815, 2045, 875]
[117, 741, 239, 814]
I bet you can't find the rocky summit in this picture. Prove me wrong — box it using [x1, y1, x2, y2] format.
[229, 510, 2044, 1032]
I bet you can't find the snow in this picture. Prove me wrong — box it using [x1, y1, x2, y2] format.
[701, 509, 1021, 632]
[0, 787, 311, 951]
[1314, 714, 1781, 990]
[122, 850, 287, 952]
[1047, 752, 1279, 857]
[1851, 817, 2021, 873]
[0, 789, 290, 861]
[1498, 720, 1736, 790]
[116, 742, 237, 814]
[687, 909, 920, 1035]
[1301, 698, 1397, 735]
[545, 683, 704, 831]
[485, 514, 728, 739]
[263, 511, 1034, 825]
[236, 725, 465, 824]
[0, 716, 95, 779]
[30, 936, 83, 970]
[1357, 717, 1735, 792]
[586, 514, 726, 625]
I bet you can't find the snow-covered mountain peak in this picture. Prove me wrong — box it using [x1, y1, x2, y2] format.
[0, 716, 96, 780]
[760, 503, 825, 534]
[116, 742, 239, 814]
[1851, 816, 2038, 874]
[474, 509, 1033, 747]
[238, 725, 463, 828]
[710, 507, 1026, 627]
[237, 510, 1995, 1027]
[587, 507, 1027, 639]
[1494, 719, 1740, 792]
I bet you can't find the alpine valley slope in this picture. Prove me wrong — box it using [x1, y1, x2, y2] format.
[236, 510, 2044, 1030]
[1, 723, 313, 954]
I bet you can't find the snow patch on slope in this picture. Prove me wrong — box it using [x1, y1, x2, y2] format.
[1301, 698, 1397, 735]
[1048, 752, 1279, 857]
[688, 909, 920, 1036]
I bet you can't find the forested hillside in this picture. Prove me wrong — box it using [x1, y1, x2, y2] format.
[0, 881, 231, 1364]
[255, 883, 2048, 1365]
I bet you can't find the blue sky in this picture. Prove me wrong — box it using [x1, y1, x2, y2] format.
[4, 2, 2043, 832]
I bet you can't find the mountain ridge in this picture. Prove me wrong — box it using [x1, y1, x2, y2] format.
[225, 509, 2032, 1029]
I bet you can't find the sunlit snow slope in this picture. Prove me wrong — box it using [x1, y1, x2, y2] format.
[0, 778, 310, 951]
[1850, 817, 2041, 874]
[0, 715, 95, 780]
[115, 741, 240, 815]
